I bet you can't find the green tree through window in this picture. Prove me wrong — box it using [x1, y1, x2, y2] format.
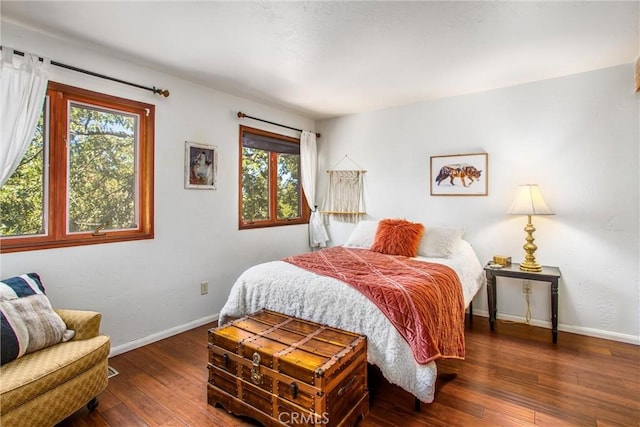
[277, 153, 300, 219]
[241, 147, 269, 222]
[67, 103, 137, 233]
[239, 126, 309, 229]
[0, 82, 154, 253]
[0, 106, 46, 237]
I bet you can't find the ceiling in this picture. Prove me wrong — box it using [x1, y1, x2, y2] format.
[2, 1, 638, 119]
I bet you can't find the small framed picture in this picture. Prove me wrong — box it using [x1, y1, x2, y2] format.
[430, 153, 488, 196]
[185, 141, 217, 190]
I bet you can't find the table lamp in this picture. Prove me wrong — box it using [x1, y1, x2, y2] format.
[508, 184, 554, 272]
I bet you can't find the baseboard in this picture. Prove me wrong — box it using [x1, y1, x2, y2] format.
[109, 312, 219, 357]
[108, 309, 637, 358]
[472, 309, 639, 346]
[556, 324, 640, 346]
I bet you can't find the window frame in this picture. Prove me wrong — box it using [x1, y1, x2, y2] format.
[0, 81, 154, 253]
[238, 125, 310, 230]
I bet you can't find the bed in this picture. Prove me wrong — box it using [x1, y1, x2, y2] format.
[219, 219, 485, 404]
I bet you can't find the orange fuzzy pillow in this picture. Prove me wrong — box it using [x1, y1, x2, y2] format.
[370, 219, 425, 257]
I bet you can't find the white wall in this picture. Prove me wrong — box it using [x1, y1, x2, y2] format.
[1, 22, 314, 354]
[3, 22, 637, 350]
[317, 65, 639, 344]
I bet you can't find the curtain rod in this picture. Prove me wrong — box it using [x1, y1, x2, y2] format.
[1, 46, 170, 97]
[237, 111, 320, 138]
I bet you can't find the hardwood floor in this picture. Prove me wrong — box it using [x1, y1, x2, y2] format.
[58, 316, 640, 427]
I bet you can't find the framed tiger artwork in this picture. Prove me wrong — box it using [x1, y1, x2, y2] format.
[430, 152, 488, 196]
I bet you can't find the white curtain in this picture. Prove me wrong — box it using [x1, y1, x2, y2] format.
[0, 48, 50, 187]
[300, 130, 329, 248]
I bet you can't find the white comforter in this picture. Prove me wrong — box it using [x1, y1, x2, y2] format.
[219, 240, 485, 403]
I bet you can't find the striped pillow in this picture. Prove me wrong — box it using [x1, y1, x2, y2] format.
[0, 273, 74, 365]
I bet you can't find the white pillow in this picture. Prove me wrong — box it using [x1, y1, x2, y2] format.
[418, 227, 465, 258]
[343, 220, 379, 248]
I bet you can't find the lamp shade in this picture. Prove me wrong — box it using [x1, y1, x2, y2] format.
[508, 184, 554, 216]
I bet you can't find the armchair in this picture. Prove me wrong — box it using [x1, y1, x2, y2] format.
[0, 309, 110, 426]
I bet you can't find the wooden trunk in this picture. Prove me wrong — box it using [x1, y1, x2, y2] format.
[207, 310, 369, 427]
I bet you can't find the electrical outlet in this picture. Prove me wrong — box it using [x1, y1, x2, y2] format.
[200, 281, 208, 295]
[522, 280, 531, 294]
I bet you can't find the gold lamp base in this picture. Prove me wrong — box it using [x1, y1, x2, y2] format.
[520, 260, 542, 272]
[520, 215, 543, 272]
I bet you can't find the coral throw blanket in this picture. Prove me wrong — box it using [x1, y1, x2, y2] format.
[284, 247, 465, 364]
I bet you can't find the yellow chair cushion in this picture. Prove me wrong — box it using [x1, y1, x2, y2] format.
[0, 334, 110, 413]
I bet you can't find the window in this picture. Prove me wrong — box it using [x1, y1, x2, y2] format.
[239, 125, 309, 229]
[0, 82, 154, 253]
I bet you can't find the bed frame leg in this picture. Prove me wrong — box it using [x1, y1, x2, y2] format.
[414, 397, 421, 412]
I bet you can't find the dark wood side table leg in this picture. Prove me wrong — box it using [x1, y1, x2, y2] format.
[551, 278, 559, 343]
[486, 271, 497, 331]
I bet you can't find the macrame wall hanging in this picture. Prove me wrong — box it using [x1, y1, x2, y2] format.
[321, 155, 366, 223]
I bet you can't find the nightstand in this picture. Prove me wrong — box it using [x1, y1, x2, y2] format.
[484, 263, 562, 343]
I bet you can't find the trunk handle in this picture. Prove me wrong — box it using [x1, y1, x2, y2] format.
[337, 375, 357, 397]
